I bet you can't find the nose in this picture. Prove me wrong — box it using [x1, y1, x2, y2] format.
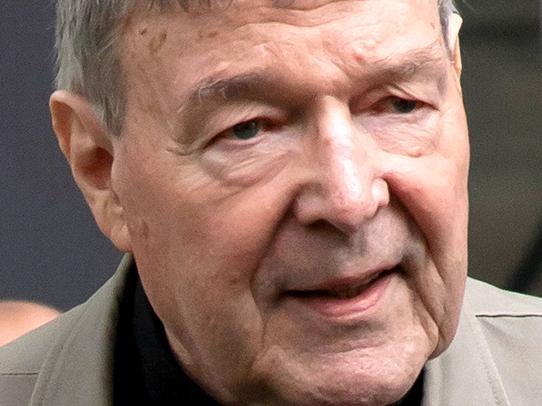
[294, 100, 389, 235]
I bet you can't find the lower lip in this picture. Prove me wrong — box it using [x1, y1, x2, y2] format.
[286, 272, 394, 320]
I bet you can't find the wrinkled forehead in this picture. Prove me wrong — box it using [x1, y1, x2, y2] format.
[120, 0, 443, 65]
[126, 0, 441, 46]
[133, 0, 438, 17]
[121, 0, 444, 88]
[119, 0, 446, 119]
[138, 0, 435, 9]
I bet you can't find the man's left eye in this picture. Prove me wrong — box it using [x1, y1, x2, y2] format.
[389, 97, 419, 114]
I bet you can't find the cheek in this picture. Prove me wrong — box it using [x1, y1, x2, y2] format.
[385, 154, 468, 262]
[114, 141, 304, 302]
[113, 149, 314, 390]
[383, 154, 468, 350]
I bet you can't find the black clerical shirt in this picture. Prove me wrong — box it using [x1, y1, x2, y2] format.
[113, 267, 423, 405]
[114, 269, 220, 405]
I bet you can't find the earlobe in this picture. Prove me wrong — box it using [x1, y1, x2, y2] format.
[49, 91, 132, 252]
[447, 13, 463, 77]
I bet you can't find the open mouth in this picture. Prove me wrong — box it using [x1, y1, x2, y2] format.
[285, 267, 398, 318]
[288, 268, 395, 299]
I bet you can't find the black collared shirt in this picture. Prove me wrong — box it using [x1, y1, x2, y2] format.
[113, 268, 423, 405]
[114, 268, 220, 405]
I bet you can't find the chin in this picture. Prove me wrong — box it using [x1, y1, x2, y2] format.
[246, 344, 425, 406]
[264, 370, 417, 406]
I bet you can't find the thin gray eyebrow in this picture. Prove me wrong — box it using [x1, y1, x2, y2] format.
[187, 72, 273, 107]
[368, 44, 448, 79]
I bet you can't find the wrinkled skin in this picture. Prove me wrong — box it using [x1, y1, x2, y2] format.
[52, 0, 469, 405]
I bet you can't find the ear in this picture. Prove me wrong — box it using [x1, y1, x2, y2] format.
[447, 13, 463, 77]
[49, 90, 131, 252]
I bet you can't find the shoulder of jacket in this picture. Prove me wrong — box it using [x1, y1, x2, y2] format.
[0, 305, 87, 406]
[0, 303, 86, 374]
[465, 277, 542, 317]
[0, 254, 133, 376]
[463, 278, 542, 405]
[0, 254, 132, 406]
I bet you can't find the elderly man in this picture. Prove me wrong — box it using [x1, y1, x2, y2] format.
[1, 0, 541, 405]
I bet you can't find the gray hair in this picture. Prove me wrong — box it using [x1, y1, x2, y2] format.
[54, 0, 458, 136]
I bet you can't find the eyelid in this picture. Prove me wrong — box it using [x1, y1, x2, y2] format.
[351, 82, 433, 110]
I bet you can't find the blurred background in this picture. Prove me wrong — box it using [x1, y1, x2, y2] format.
[1, 0, 541, 311]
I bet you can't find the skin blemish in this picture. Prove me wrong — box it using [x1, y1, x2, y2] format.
[149, 31, 168, 54]
[347, 38, 380, 66]
[140, 219, 150, 240]
[198, 29, 219, 40]
[139, 27, 148, 36]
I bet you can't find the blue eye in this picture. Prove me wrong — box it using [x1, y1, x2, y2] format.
[391, 98, 418, 114]
[231, 120, 262, 140]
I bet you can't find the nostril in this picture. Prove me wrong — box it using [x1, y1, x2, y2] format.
[307, 219, 334, 232]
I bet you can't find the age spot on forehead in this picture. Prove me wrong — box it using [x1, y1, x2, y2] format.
[198, 29, 220, 40]
[149, 31, 168, 55]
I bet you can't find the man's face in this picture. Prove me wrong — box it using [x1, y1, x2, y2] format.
[112, 0, 469, 404]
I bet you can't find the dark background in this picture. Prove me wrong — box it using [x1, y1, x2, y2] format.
[1, 1, 541, 311]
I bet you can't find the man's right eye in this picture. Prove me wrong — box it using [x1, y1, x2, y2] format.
[226, 120, 263, 140]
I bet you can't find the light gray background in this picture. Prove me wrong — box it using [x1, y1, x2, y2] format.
[1, 1, 541, 310]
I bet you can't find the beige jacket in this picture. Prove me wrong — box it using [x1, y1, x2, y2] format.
[1, 255, 542, 405]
